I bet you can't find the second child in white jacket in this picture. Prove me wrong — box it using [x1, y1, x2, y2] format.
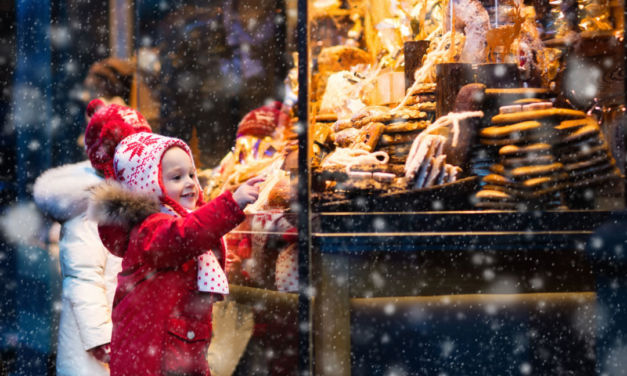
[33, 100, 152, 375]
[34, 161, 119, 376]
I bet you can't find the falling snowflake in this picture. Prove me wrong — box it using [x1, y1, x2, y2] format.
[27, 140, 41, 151]
[483, 269, 495, 281]
[371, 271, 385, 288]
[384, 365, 408, 376]
[440, 339, 455, 358]
[373, 217, 386, 231]
[0, 202, 43, 244]
[590, 236, 604, 249]
[383, 303, 396, 315]
[564, 58, 601, 106]
[49, 25, 71, 48]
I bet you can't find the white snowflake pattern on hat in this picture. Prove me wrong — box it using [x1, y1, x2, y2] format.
[114, 132, 187, 196]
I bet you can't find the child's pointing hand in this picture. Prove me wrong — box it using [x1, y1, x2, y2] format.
[233, 176, 265, 209]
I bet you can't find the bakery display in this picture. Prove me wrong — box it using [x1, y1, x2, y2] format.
[307, 0, 624, 211]
[200, 0, 624, 213]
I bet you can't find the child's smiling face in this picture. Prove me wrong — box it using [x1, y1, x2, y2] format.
[161, 146, 199, 211]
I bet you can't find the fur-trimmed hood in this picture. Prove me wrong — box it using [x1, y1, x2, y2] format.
[33, 161, 103, 222]
[88, 180, 161, 229]
[88, 180, 161, 258]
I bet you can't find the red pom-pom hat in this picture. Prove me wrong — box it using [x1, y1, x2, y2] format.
[84, 99, 152, 179]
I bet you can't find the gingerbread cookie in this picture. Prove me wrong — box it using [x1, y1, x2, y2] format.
[499, 143, 552, 157]
[480, 121, 555, 146]
[353, 114, 394, 128]
[406, 102, 437, 112]
[520, 175, 564, 189]
[554, 117, 597, 132]
[474, 189, 518, 209]
[490, 164, 506, 175]
[408, 83, 436, 95]
[379, 131, 422, 146]
[484, 87, 550, 99]
[512, 98, 546, 104]
[355, 122, 385, 151]
[384, 120, 430, 133]
[491, 108, 586, 125]
[510, 162, 564, 179]
[556, 124, 601, 145]
[388, 108, 429, 121]
[483, 173, 514, 187]
[406, 94, 436, 105]
[481, 120, 543, 139]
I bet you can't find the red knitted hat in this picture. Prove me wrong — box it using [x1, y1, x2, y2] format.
[237, 101, 290, 138]
[84, 99, 152, 178]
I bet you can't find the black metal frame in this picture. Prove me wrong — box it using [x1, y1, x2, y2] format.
[296, 0, 311, 373]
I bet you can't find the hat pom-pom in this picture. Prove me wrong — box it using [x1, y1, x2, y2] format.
[86, 99, 105, 118]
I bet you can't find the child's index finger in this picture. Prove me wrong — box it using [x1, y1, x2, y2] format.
[247, 176, 266, 186]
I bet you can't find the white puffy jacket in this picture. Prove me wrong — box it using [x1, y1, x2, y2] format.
[34, 161, 121, 376]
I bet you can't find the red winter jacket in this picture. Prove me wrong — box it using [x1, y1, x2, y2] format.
[90, 182, 245, 376]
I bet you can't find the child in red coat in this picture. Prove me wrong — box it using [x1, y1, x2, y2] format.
[89, 132, 261, 376]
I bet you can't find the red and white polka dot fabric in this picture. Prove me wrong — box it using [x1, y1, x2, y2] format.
[197, 245, 229, 294]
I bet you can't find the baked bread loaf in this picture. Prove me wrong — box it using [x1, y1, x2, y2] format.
[267, 175, 292, 209]
[317, 46, 372, 74]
